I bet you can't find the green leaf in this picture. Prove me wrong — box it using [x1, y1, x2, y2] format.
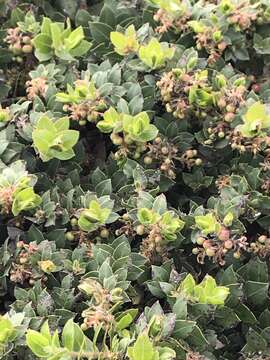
[149, 0, 184, 14]
[244, 328, 268, 353]
[100, 3, 116, 28]
[33, 34, 52, 53]
[129, 95, 144, 116]
[214, 306, 240, 328]
[128, 332, 155, 360]
[180, 274, 196, 297]
[89, 22, 113, 43]
[70, 39, 91, 57]
[41, 17, 52, 35]
[259, 309, 270, 329]
[238, 102, 270, 138]
[123, 112, 158, 142]
[110, 25, 139, 56]
[40, 321, 51, 341]
[78, 198, 113, 232]
[188, 325, 209, 348]
[95, 179, 112, 196]
[244, 281, 268, 306]
[138, 208, 157, 225]
[195, 213, 221, 235]
[12, 187, 42, 216]
[26, 330, 51, 358]
[152, 194, 167, 215]
[62, 319, 86, 352]
[179, 274, 229, 305]
[234, 304, 257, 325]
[33, 17, 89, 61]
[66, 26, 84, 50]
[99, 259, 113, 283]
[254, 34, 270, 55]
[194, 275, 230, 305]
[32, 115, 79, 162]
[116, 313, 135, 331]
[138, 38, 174, 69]
[50, 23, 62, 50]
[75, 9, 92, 26]
[172, 298, 187, 320]
[10, 8, 25, 26]
[110, 32, 127, 53]
[0, 317, 16, 343]
[54, 117, 70, 132]
[173, 320, 196, 339]
[61, 130, 80, 148]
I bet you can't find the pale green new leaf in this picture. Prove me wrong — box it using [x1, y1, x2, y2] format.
[139, 38, 174, 69]
[97, 107, 121, 133]
[195, 213, 221, 235]
[26, 330, 51, 358]
[65, 26, 84, 49]
[12, 187, 42, 216]
[128, 332, 155, 360]
[238, 102, 270, 138]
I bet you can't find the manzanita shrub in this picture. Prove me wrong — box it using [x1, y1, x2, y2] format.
[1, 0, 270, 359]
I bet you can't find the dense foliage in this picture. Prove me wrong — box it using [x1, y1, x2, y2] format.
[0, 0, 270, 359]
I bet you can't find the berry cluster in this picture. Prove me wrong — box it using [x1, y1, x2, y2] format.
[63, 98, 107, 126]
[249, 235, 270, 257]
[4, 28, 33, 63]
[192, 228, 248, 265]
[194, 26, 227, 65]
[112, 136, 148, 162]
[144, 137, 179, 179]
[138, 223, 169, 263]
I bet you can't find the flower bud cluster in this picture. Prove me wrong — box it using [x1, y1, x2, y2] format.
[139, 224, 169, 263]
[145, 137, 179, 179]
[26, 77, 48, 100]
[79, 279, 122, 331]
[0, 185, 16, 214]
[153, 8, 191, 34]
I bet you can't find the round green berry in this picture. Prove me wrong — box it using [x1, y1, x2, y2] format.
[100, 228, 109, 238]
[65, 232, 75, 241]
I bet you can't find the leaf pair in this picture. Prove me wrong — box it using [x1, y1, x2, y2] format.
[78, 196, 118, 232]
[56, 79, 98, 105]
[138, 39, 175, 69]
[179, 274, 230, 305]
[127, 331, 176, 360]
[0, 161, 41, 216]
[33, 17, 91, 62]
[26, 319, 92, 359]
[123, 112, 159, 142]
[98, 108, 159, 143]
[12, 187, 42, 216]
[110, 25, 139, 56]
[237, 101, 270, 138]
[110, 26, 174, 70]
[32, 116, 79, 162]
[195, 213, 221, 235]
[137, 206, 185, 242]
[149, 0, 185, 15]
